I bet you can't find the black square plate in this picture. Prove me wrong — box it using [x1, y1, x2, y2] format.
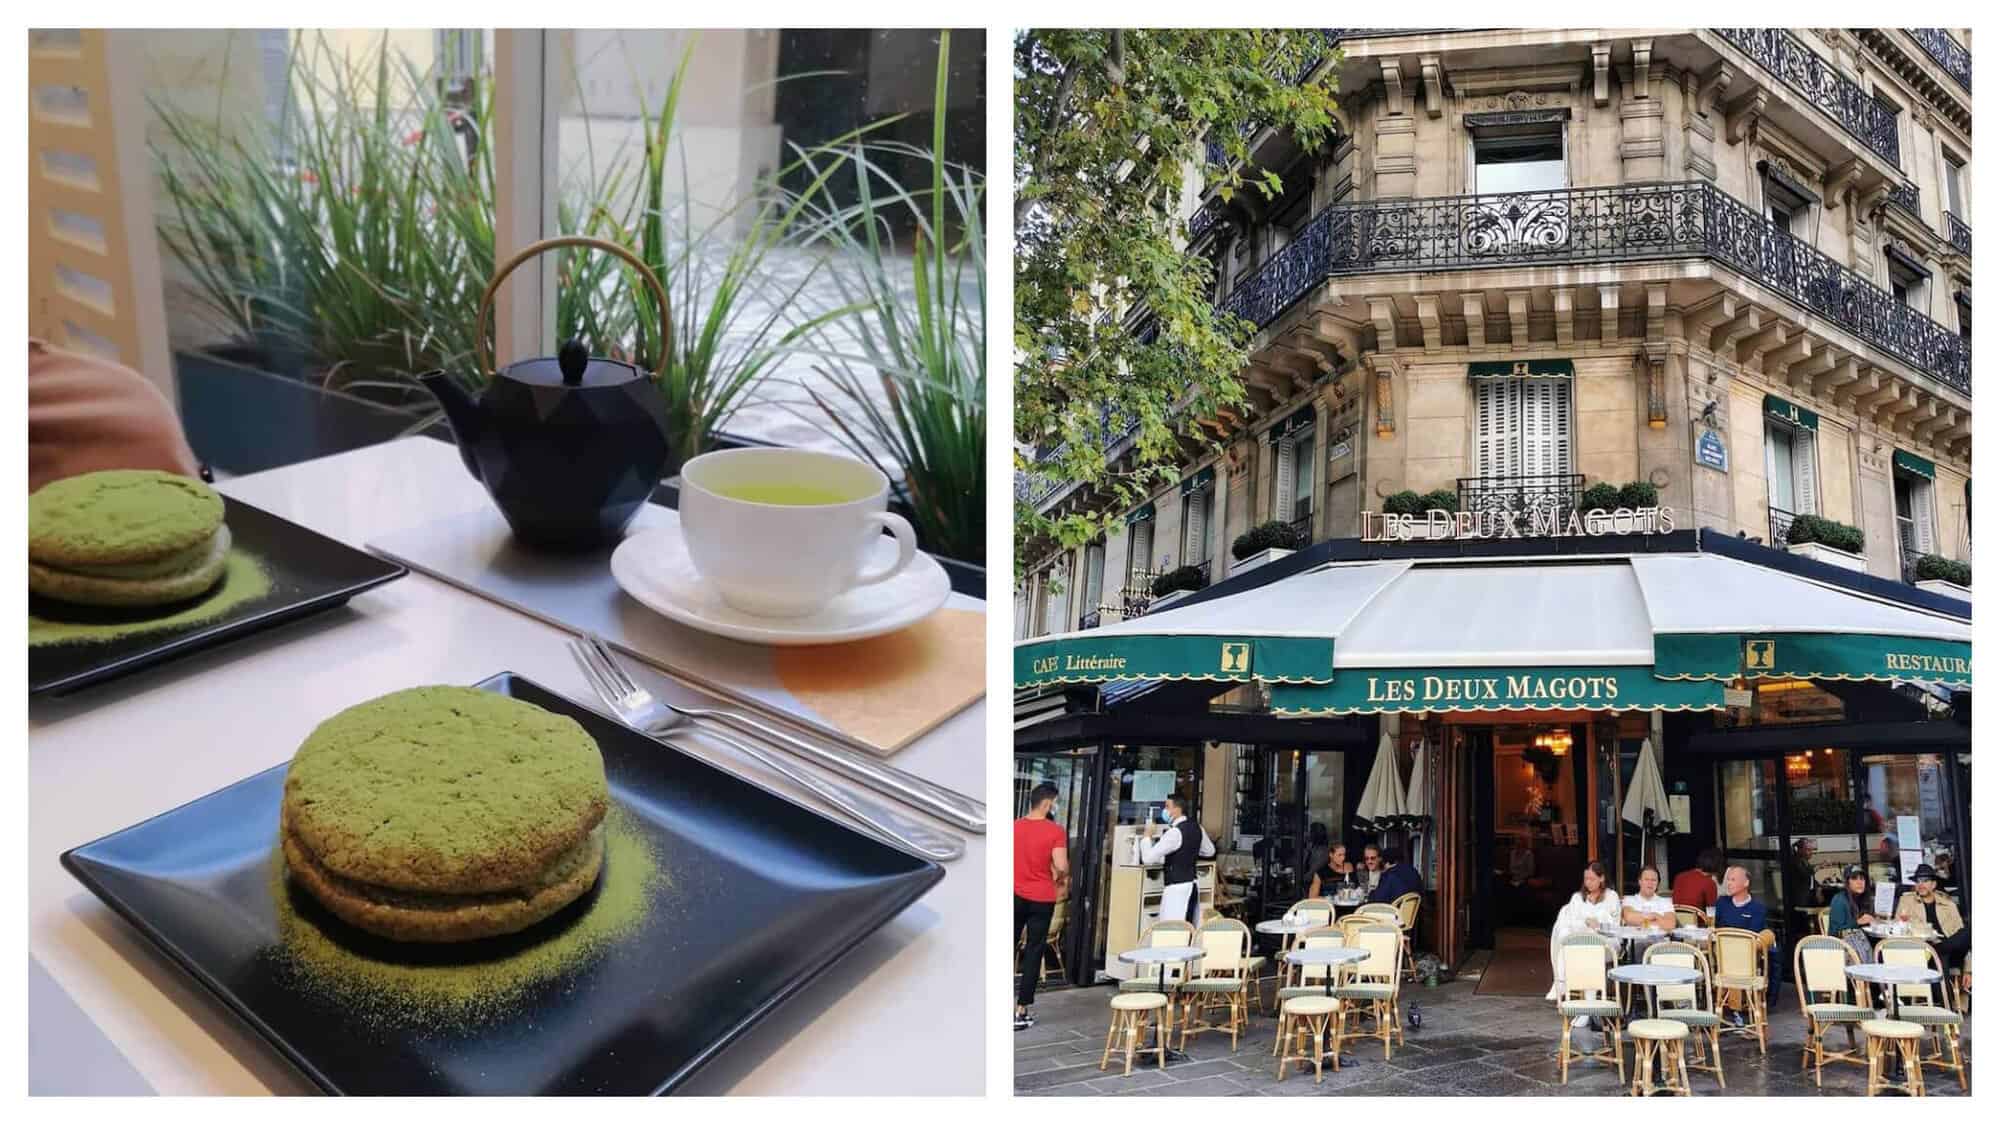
[59, 672, 946, 1095]
[30, 495, 408, 696]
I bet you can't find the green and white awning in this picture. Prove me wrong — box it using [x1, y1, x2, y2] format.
[1014, 549, 1970, 704]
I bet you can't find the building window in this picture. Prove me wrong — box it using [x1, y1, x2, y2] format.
[1886, 252, 1928, 311]
[1183, 482, 1214, 569]
[1271, 421, 1315, 534]
[1759, 161, 1815, 237]
[1763, 416, 1817, 541]
[1894, 463, 1937, 569]
[1943, 151, 1966, 219]
[1082, 540, 1106, 621]
[1472, 125, 1566, 194]
[1042, 560, 1070, 636]
[1473, 376, 1573, 479]
[1127, 513, 1155, 588]
[1875, 91, 1905, 171]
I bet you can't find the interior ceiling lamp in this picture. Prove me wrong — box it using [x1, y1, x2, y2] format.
[1532, 728, 1573, 756]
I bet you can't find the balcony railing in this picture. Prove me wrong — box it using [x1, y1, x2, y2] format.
[1907, 28, 1971, 92]
[1712, 28, 1899, 166]
[1079, 609, 1102, 631]
[1948, 213, 1971, 256]
[1457, 474, 1585, 524]
[1888, 181, 1921, 219]
[1214, 181, 1970, 397]
[1769, 507, 1797, 547]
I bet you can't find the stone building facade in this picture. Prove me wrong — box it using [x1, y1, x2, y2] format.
[1021, 28, 1972, 637]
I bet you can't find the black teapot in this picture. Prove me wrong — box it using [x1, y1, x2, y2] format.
[419, 236, 673, 551]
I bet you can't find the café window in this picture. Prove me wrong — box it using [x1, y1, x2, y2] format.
[1472, 124, 1566, 194]
[1763, 416, 1817, 523]
[1859, 753, 1959, 890]
[1269, 415, 1315, 532]
[1473, 375, 1573, 479]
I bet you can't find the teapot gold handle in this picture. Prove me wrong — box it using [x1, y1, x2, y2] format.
[476, 234, 672, 382]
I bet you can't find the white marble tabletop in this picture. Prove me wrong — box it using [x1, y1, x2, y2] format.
[1845, 963, 1940, 985]
[27, 437, 985, 1095]
[1609, 963, 1699, 986]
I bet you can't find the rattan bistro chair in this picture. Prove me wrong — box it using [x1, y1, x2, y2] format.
[1877, 937, 1967, 1092]
[1555, 932, 1626, 1085]
[1336, 911, 1378, 945]
[1711, 926, 1770, 1054]
[1392, 892, 1422, 981]
[1674, 905, 1710, 929]
[1040, 898, 1068, 983]
[1180, 918, 1254, 1051]
[1118, 920, 1197, 994]
[1335, 923, 1405, 1060]
[1794, 934, 1871, 1087]
[1646, 940, 1724, 1088]
[1273, 927, 1345, 1057]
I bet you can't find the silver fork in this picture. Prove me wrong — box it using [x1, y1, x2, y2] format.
[572, 633, 984, 833]
[568, 636, 965, 862]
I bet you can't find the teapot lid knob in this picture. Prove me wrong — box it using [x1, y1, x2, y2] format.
[558, 337, 589, 386]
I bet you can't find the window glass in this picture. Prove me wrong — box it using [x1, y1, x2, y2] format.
[1766, 421, 1796, 514]
[1752, 679, 1845, 725]
[1944, 154, 1965, 217]
[1859, 753, 1958, 891]
[1473, 130, 1565, 193]
[1290, 432, 1315, 527]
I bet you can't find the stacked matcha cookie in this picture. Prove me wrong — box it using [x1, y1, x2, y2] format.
[282, 686, 611, 943]
[29, 469, 231, 607]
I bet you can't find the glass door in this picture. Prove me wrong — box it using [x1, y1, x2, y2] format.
[1013, 745, 1104, 985]
[1250, 748, 1345, 918]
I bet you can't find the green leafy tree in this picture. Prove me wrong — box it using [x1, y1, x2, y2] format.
[1013, 29, 1341, 569]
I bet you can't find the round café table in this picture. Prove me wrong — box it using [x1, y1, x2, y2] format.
[1609, 962, 1701, 1019]
[1256, 917, 1332, 1007]
[1600, 924, 1673, 962]
[1283, 946, 1372, 1070]
[1672, 926, 1712, 944]
[1845, 961, 1941, 1021]
[1865, 924, 1941, 944]
[1118, 945, 1207, 1065]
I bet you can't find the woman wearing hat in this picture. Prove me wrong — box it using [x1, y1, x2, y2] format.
[1826, 864, 1878, 962]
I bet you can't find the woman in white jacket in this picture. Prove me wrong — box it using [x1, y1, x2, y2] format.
[1545, 861, 1622, 1002]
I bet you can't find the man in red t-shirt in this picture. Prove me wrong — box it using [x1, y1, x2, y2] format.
[1671, 846, 1723, 915]
[1014, 782, 1070, 1030]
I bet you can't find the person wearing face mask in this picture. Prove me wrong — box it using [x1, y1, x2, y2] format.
[1141, 792, 1215, 926]
[1826, 864, 1877, 963]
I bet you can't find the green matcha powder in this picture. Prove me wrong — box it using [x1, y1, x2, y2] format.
[28, 550, 272, 646]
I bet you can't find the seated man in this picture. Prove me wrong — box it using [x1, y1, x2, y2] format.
[29, 338, 201, 491]
[1896, 864, 1969, 970]
[1712, 865, 1776, 1026]
[1366, 845, 1421, 904]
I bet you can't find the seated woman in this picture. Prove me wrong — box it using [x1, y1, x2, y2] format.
[1826, 864, 1877, 963]
[1545, 861, 1622, 1003]
[1620, 865, 1677, 934]
[1307, 843, 1355, 899]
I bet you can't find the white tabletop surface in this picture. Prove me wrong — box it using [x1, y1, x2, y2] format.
[1257, 918, 1329, 934]
[1673, 927, 1713, 942]
[27, 437, 985, 1096]
[1845, 963, 1940, 984]
[1284, 947, 1370, 965]
[1119, 946, 1205, 965]
[1609, 964, 1699, 985]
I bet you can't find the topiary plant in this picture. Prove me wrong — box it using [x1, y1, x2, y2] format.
[1618, 481, 1660, 509]
[1419, 489, 1459, 514]
[1232, 519, 1305, 560]
[1786, 514, 1865, 553]
[1382, 490, 1424, 516]
[1914, 554, 1971, 587]
[1150, 564, 1205, 598]
[1580, 482, 1622, 511]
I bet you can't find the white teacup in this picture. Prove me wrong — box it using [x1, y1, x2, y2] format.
[677, 447, 917, 618]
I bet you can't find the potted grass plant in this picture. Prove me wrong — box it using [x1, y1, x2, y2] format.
[781, 32, 985, 569]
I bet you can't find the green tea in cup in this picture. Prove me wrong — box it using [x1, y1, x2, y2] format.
[711, 481, 868, 507]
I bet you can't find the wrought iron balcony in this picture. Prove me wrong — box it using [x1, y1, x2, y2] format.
[1213, 180, 1970, 397]
[1711, 28, 1899, 166]
[1456, 474, 1585, 524]
[1079, 609, 1102, 630]
[1907, 28, 1971, 92]
[1888, 181, 1921, 219]
[1948, 213, 1971, 256]
[1769, 507, 1798, 548]
[1288, 512, 1314, 543]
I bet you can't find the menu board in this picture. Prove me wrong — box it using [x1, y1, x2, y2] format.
[1875, 882, 1897, 917]
[1131, 770, 1176, 803]
[1896, 815, 1923, 882]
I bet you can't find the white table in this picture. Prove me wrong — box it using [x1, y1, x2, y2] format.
[1845, 962, 1941, 1020]
[1609, 963, 1700, 1019]
[1117, 946, 1207, 1065]
[1256, 918, 1330, 937]
[27, 437, 985, 1095]
[1284, 946, 1370, 998]
[1672, 927, 1713, 944]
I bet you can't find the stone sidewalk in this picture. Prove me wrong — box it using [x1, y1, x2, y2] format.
[1016, 976, 1972, 1097]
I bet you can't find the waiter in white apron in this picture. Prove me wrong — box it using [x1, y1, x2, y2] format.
[1142, 793, 1216, 925]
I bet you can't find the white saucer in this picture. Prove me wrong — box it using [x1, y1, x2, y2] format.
[609, 525, 951, 646]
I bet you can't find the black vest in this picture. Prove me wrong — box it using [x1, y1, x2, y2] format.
[1163, 819, 1201, 886]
